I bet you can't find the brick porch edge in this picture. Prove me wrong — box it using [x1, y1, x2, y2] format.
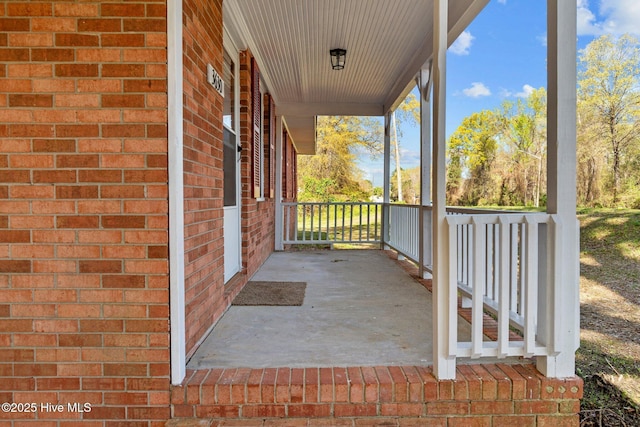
[169, 363, 582, 426]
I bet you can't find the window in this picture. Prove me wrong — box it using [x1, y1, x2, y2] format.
[223, 50, 237, 207]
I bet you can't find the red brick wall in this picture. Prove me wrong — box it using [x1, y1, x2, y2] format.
[0, 1, 170, 425]
[181, 0, 226, 357]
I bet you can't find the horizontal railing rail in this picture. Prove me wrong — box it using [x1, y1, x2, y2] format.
[282, 202, 382, 245]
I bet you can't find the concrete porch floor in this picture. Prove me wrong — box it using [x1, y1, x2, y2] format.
[188, 249, 475, 369]
[173, 250, 583, 425]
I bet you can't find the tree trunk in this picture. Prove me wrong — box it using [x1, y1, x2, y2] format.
[392, 112, 403, 202]
[612, 145, 620, 204]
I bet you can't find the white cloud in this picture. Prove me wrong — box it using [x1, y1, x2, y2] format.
[500, 88, 513, 98]
[577, 0, 604, 35]
[537, 33, 548, 47]
[450, 31, 474, 55]
[578, 0, 640, 36]
[599, 0, 640, 35]
[399, 148, 421, 165]
[497, 0, 507, 4]
[462, 82, 491, 98]
[500, 84, 536, 99]
[515, 84, 535, 98]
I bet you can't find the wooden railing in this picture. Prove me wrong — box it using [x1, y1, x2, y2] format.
[386, 204, 421, 262]
[281, 202, 382, 245]
[445, 210, 558, 359]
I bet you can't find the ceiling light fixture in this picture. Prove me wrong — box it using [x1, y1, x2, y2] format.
[330, 48, 346, 70]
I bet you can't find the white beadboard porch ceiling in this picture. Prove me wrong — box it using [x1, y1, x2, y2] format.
[224, 0, 489, 154]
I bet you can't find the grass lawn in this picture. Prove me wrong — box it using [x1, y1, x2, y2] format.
[577, 208, 640, 426]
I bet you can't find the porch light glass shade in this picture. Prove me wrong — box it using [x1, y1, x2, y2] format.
[330, 48, 346, 70]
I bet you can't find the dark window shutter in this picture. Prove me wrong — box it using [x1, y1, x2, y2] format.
[282, 131, 288, 199]
[269, 95, 276, 198]
[262, 92, 275, 199]
[251, 58, 261, 198]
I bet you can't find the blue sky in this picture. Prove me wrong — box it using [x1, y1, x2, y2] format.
[360, 0, 640, 187]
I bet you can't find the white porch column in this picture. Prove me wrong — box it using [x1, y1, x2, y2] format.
[432, 0, 457, 379]
[168, 0, 186, 385]
[274, 116, 284, 251]
[418, 66, 433, 278]
[419, 66, 432, 207]
[381, 112, 392, 247]
[539, 0, 579, 378]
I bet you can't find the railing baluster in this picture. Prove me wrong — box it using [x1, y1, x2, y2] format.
[485, 223, 491, 299]
[465, 224, 471, 287]
[367, 203, 371, 242]
[523, 217, 539, 357]
[284, 204, 288, 243]
[519, 223, 526, 317]
[446, 217, 460, 357]
[326, 203, 330, 241]
[374, 203, 379, 241]
[333, 203, 338, 242]
[301, 204, 306, 242]
[320, 203, 324, 241]
[312, 204, 317, 241]
[287, 204, 292, 242]
[358, 203, 362, 241]
[471, 218, 485, 358]
[457, 223, 463, 284]
[498, 216, 511, 358]
[349, 204, 353, 241]
[294, 204, 297, 243]
[510, 223, 518, 313]
[341, 204, 345, 242]
[492, 223, 498, 303]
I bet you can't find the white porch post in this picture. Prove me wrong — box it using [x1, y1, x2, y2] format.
[382, 112, 392, 248]
[432, 0, 457, 379]
[538, 0, 579, 378]
[274, 116, 284, 251]
[418, 66, 433, 279]
[168, 0, 186, 385]
[419, 66, 432, 207]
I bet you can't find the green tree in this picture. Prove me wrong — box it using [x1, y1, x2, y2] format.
[577, 101, 606, 206]
[447, 110, 500, 205]
[390, 166, 420, 204]
[499, 88, 547, 207]
[578, 34, 640, 205]
[297, 116, 382, 201]
[298, 177, 336, 202]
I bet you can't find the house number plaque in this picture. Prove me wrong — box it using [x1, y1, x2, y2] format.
[207, 63, 224, 97]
